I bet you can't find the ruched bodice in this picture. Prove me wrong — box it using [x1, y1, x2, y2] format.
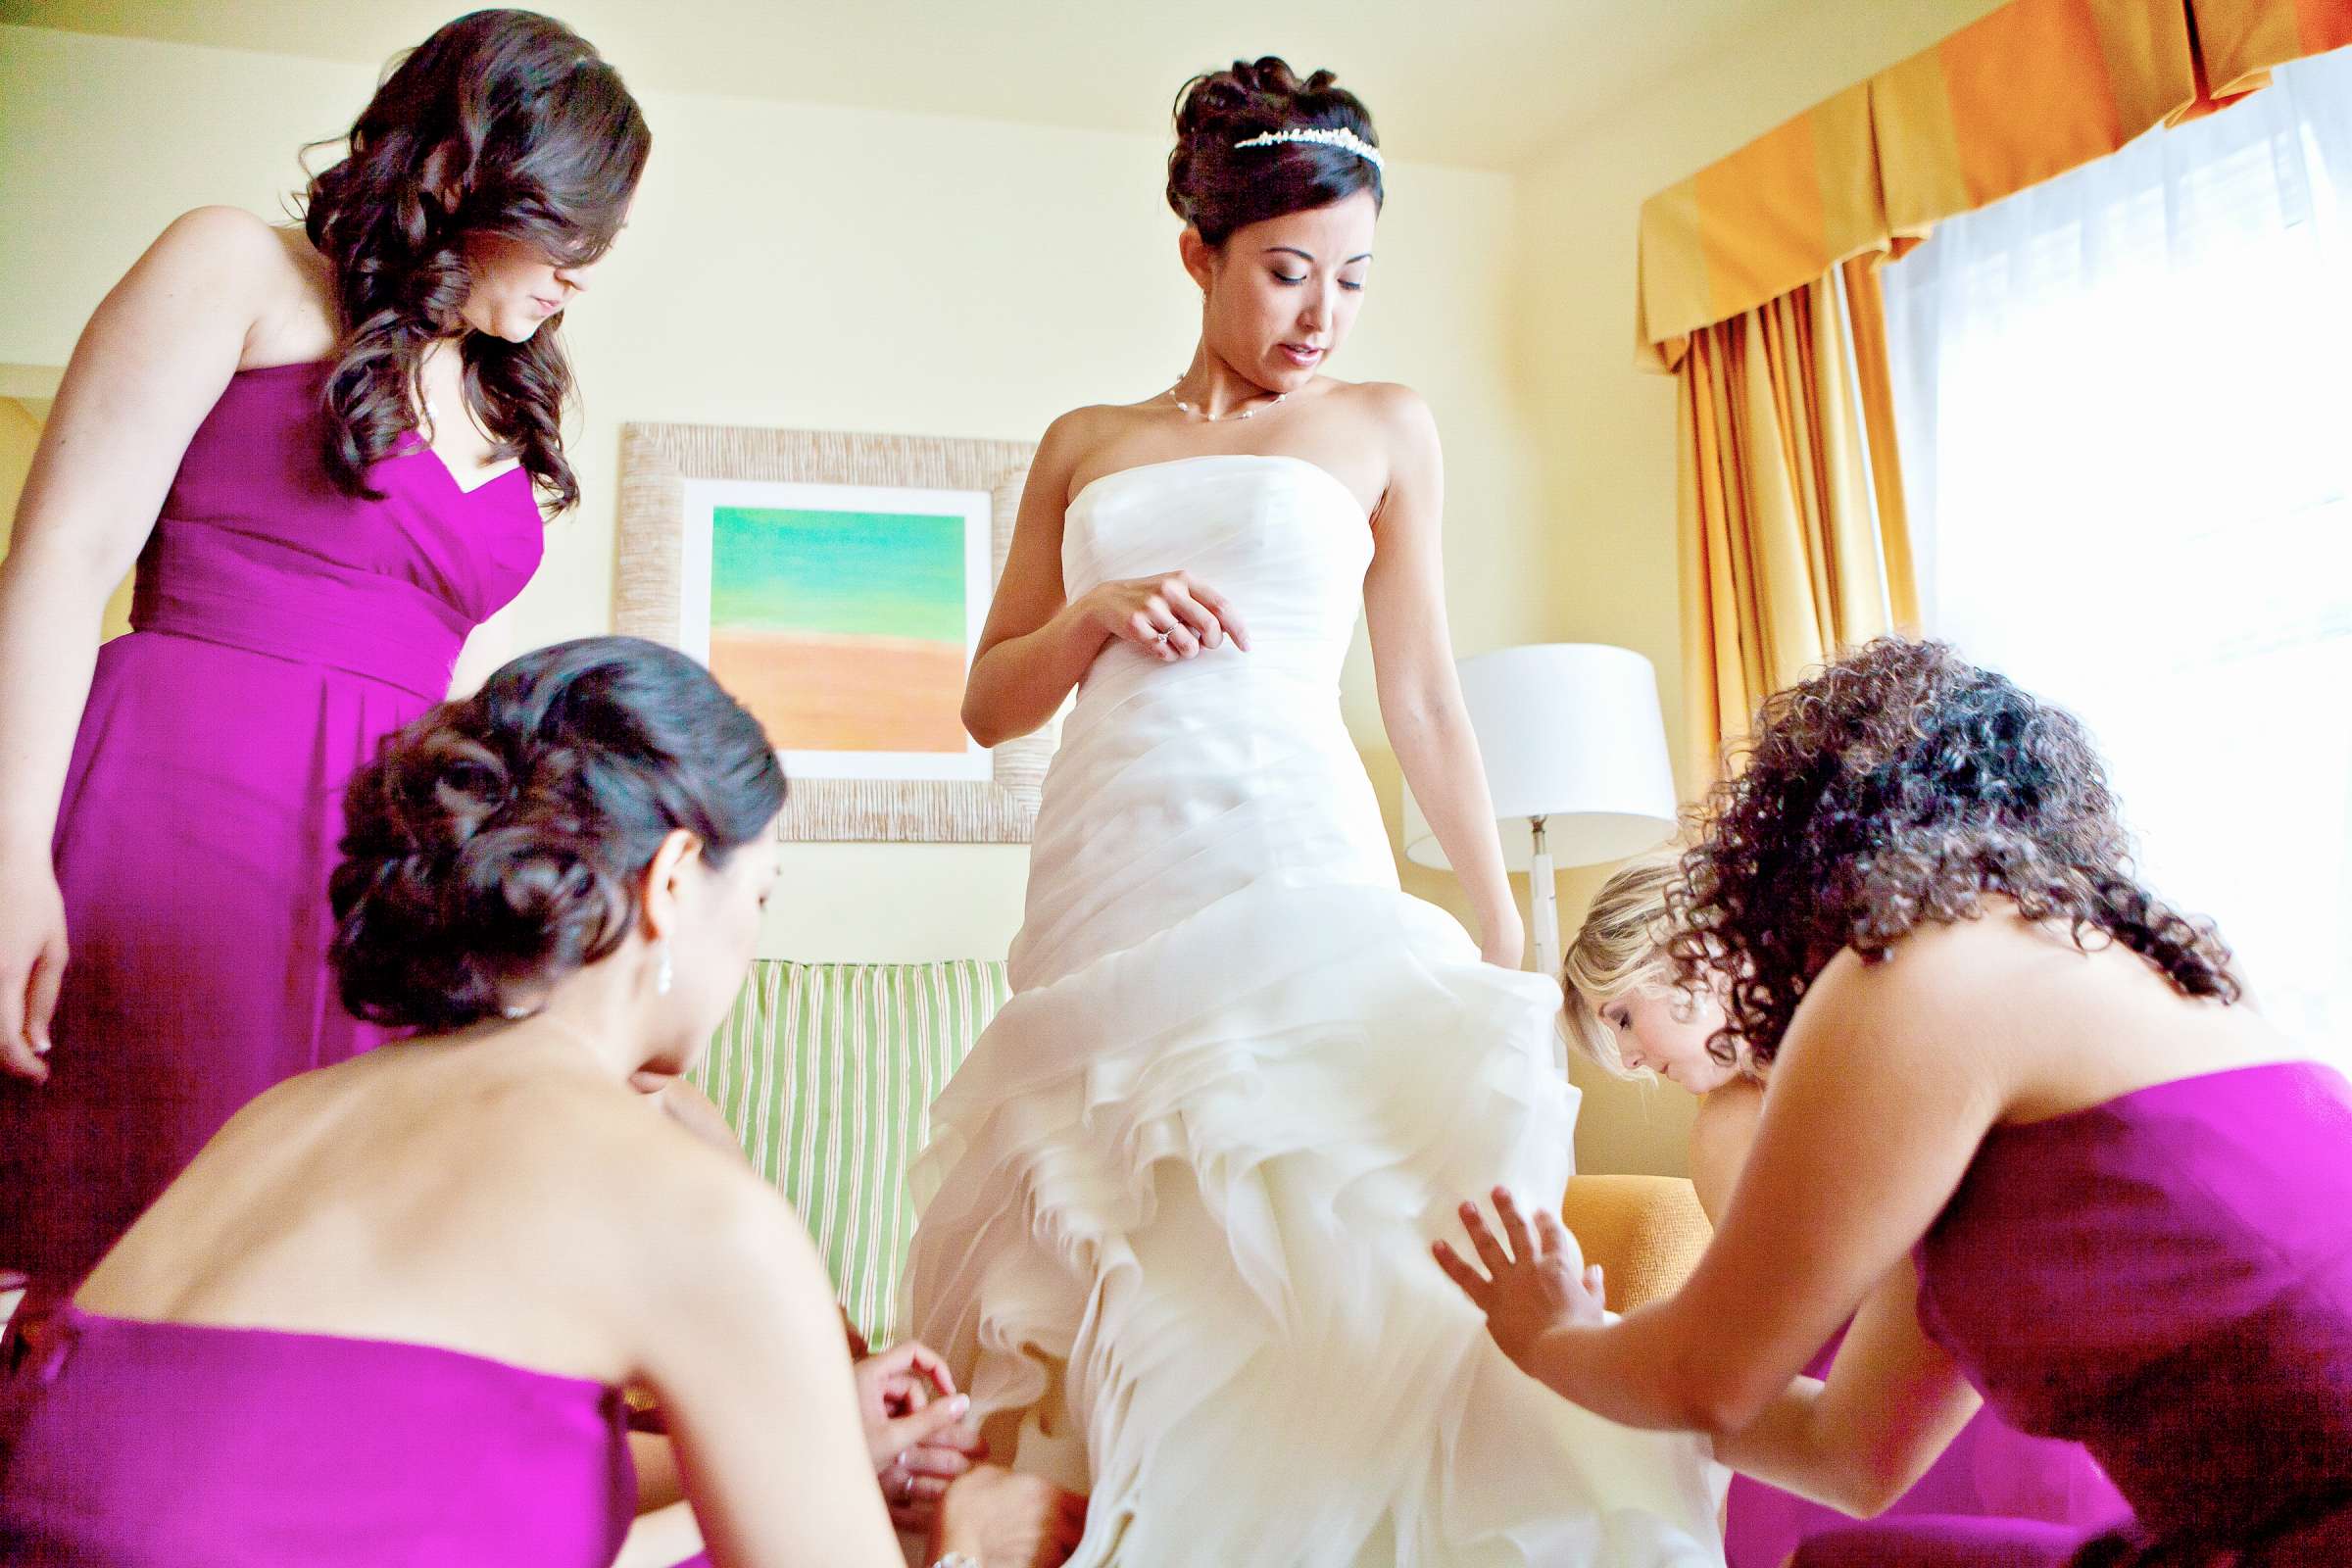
[135, 360, 542, 698]
[1059, 455, 1373, 684]
[1013, 456, 1395, 988]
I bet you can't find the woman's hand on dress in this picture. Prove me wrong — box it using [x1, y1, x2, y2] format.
[929, 1465, 1089, 1568]
[0, 857, 67, 1082]
[1434, 1187, 1605, 1379]
[1079, 571, 1250, 662]
[857, 1339, 983, 1535]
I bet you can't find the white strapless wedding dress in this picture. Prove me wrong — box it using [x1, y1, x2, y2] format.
[905, 455, 1725, 1566]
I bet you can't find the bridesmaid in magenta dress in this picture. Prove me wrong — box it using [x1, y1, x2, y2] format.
[1446, 638, 2352, 1565]
[0, 12, 649, 1313]
[1559, 858, 2130, 1564]
[0, 638, 1069, 1567]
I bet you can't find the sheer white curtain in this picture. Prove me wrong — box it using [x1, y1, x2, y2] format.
[1883, 47, 2352, 1054]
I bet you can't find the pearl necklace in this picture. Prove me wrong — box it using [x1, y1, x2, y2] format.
[1164, 383, 1289, 422]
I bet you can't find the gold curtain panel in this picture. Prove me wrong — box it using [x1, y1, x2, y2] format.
[1674, 263, 1914, 765]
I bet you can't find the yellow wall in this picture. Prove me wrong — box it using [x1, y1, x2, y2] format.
[0, 369, 136, 639]
[0, 401, 39, 545]
[0, 23, 1534, 964]
[0, 6, 2011, 1176]
[1518, 0, 2008, 1175]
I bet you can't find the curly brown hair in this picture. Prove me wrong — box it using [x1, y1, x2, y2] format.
[1666, 637, 2238, 1068]
[328, 637, 784, 1032]
[304, 10, 650, 512]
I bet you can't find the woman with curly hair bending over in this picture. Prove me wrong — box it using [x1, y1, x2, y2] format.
[1442, 637, 2352, 1565]
[0, 11, 648, 1324]
[1559, 856, 2126, 1562]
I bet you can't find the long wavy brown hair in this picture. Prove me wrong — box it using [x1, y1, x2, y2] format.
[1666, 637, 2238, 1069]
[303, 10, 649, 513]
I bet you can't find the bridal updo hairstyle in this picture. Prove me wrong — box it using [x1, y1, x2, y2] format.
[304, 9, 650, 513]
[329, 637, 785, 1032]
[1665, 638, 2239, 1071]
[1166, 56, 1383, 244]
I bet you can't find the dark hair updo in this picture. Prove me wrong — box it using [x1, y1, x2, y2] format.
[1666, 637, 2239, 1070]
[329, 637, 785, 1032]
[304, 9, 652, 513]
[1167, 56, 1383, 245]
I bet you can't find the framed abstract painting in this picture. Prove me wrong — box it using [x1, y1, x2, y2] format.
[614, 423, 1044, 844]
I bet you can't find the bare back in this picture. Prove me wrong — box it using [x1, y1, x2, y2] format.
[76, 1037, 739, 1383]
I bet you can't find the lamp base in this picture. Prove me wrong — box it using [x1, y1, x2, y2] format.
[1529, 817, 1565, 1075]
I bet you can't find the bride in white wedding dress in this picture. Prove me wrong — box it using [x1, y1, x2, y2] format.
[903, 57, 1725, 1568]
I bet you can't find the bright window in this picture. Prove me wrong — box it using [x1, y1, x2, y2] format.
[1883, 48, 2352, 1053]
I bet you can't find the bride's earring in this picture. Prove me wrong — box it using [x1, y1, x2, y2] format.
[656, 938, 674, 997]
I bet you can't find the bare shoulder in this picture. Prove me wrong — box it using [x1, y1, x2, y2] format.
[128, 208, 335, 366]
[1048, 400, 1172, 502]
[606, 1111, 844, 1378]
[1341, 378, 1431, 420]
[1806, 911, 2095, 1028]
[1325, 378, 1434, 448]
[1771, 924, 2026, 1124]
[151, 205, 286, 267]
[541, 1087, 813, 1291]
[1799, 923, 2001, 1024]
[1335, 381, 1437, 513]
[1049, 400, 1157, 453]
[1039, 402, 1125, 460]
[1689, 1079, 1766, 1222]
[143, 207, 311, 305]
[524, 1077, 756, 1201]
[1692, 1078, 1765, 1155]
[444, 1076, 798, 1305]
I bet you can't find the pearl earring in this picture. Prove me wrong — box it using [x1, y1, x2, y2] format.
[657, 938, 674, 997]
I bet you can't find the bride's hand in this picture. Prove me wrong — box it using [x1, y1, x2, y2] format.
[1434, 1187, 1606, 1377]
[1477, 907, 1526, 970]
[1080, 571, 1250, 662]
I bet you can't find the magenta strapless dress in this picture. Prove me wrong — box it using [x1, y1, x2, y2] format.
[1727, 1327, 2129, 1566]
[1793, 1059, 2352, 1566]
[0, 1303, 709, 1566]
[0, 362, 542, 1300]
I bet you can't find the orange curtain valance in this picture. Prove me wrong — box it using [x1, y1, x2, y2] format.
[1637, 0, 2352, 368]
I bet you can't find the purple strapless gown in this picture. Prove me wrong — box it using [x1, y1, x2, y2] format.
[1794, 1060, 2352, 1566]
[1726, 1327, 2129, 1566]
[0, 362, 542, 1299]
[0, 1303, 709, 1566]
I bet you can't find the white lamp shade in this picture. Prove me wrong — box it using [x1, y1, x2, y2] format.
[1400, 644, 1678, 872]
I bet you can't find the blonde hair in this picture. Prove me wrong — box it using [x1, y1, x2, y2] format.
[1560, 852, 1685, 1077]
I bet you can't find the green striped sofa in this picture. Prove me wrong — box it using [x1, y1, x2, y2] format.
[691, 958, 1010, 1346]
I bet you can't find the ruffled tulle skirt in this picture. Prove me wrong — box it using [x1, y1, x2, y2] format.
[905, 882, 1726, 1567]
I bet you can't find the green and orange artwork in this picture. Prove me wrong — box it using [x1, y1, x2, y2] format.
[709, 506, 970, 755]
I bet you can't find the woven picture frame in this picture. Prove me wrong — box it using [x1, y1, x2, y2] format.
[614, 421, 1046, 843]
